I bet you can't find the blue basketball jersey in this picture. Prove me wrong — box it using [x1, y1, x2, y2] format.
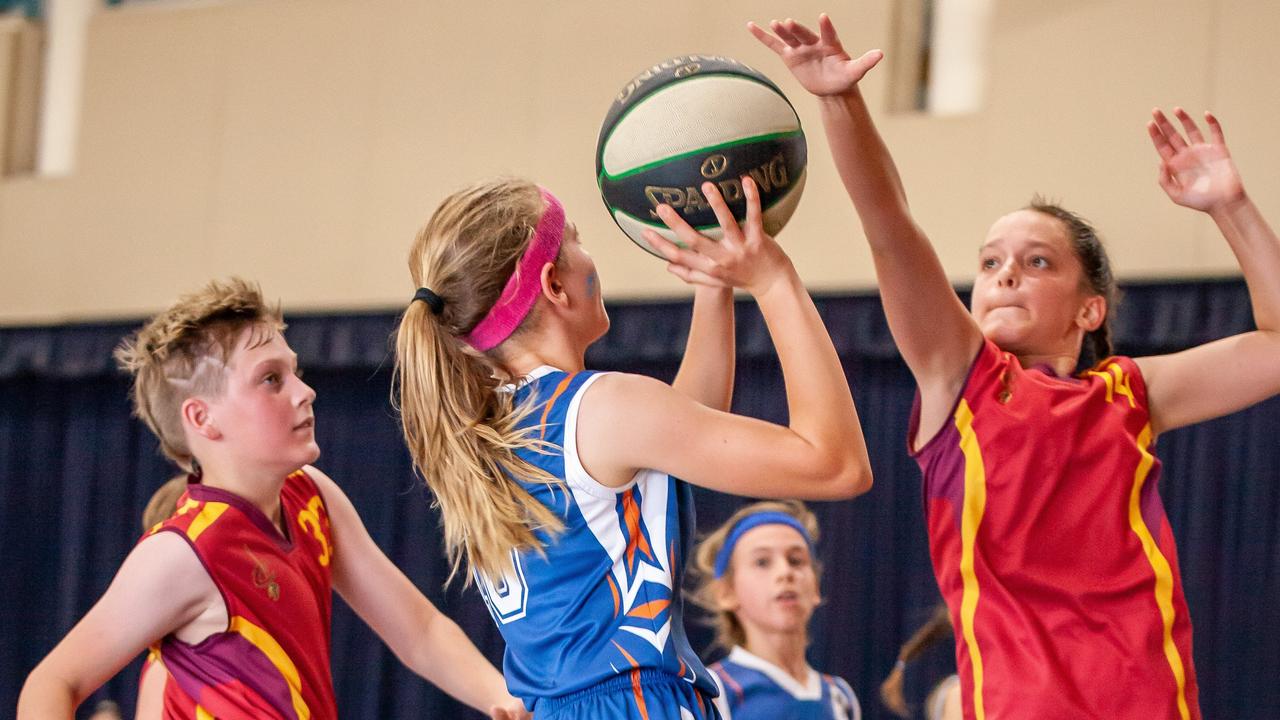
[475, 367, 718, 715]
[710, 647, 860, 720]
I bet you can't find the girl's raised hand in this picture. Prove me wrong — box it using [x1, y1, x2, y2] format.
[747, 14, 883, 97]
[643, 175, 793, 296]
[1148, 108, 1245, 213]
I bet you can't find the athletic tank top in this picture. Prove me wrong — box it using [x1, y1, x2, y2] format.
[912, 340, 1199, 720]
[476, 367, 716, 711]
[147, 469, 337, 720]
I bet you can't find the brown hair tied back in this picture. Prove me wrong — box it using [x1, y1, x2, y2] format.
[1026, 197, 1120, 369]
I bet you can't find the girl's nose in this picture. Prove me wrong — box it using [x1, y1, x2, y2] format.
[995, 260, 1019, 287]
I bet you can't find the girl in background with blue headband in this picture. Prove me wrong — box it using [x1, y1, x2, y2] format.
[694, 501, 862, 720]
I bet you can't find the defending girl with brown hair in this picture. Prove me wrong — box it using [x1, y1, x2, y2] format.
[752, 12, 1280, 720]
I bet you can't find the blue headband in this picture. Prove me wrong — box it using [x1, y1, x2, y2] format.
[713, 511, 813, 579]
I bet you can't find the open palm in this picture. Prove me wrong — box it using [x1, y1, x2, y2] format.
[748, 14, 883, 97]
[1148, 108, 1244, 212]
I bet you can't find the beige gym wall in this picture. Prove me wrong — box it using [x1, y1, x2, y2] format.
[0, 0, 1275, 324]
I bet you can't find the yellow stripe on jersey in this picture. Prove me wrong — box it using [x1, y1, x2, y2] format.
[953, 400, 988, 720]
[1087, 368, 1116, 403]
[195, 706, 214, 720]
[186, 503, 230, 543]
[229, 615, 311, 720]
[147, 498, 201, 536]
[1088, 362, 1137, 408]
[1128, 424, 1191, 720]
[1109, 363, 1136, 408]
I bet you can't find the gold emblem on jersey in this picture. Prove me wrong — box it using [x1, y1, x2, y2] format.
[246, 546, 280, 601]
[997, 362, 1014, 404]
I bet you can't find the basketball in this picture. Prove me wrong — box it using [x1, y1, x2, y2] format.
[595, 55, 807, 257]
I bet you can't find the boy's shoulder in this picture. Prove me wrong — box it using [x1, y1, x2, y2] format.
[110, 528, 222, 637]
[131, 527, 208, 577]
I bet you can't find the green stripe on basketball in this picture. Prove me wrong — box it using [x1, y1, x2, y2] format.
[598, 130, 804, 184]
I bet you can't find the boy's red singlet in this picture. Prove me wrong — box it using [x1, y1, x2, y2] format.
[911, 340, 1199, 720]
[144, 469, 337, 720]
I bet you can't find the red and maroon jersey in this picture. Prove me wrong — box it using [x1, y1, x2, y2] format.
[911, 340, 1198, 720]
[145, 469, 337, 720]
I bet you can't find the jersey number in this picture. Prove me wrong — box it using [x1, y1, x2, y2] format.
[296, 497, 332, 567]
[476, 550, 529, 624]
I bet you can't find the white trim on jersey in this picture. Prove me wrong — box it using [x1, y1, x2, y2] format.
[722, 646, 862, 720]
[726, 646, 823, 700]
[709, 669, 734, 720]
[835, 674, 863, 720]
[562, 371, 628, 499]
[498, 364, 559, 393]
[560, 371, 677, 657]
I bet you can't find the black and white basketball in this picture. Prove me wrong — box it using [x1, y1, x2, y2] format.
[596, 55, 807, 257]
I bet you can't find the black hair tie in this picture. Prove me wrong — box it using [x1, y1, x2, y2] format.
[413, 287, 445, 316]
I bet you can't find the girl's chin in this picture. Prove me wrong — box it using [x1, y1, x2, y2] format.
[981, 324, 1034, 352]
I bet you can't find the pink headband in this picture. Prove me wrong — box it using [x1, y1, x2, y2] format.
[464, 187, 565, 351]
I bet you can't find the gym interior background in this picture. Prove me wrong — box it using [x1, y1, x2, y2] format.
[1, 1, 1277, 717]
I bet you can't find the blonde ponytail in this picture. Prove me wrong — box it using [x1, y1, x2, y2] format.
[394, 178, 566, 584]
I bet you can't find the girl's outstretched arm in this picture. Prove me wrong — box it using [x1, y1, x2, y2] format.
[750, 15, 982, 442]
[575, 177, 871, 500]
[1136, 109, 1280, 434]
[670, 285, 735, 411]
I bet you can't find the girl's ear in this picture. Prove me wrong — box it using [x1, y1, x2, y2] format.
[540, 261, 569, 309]
[1076, 294, 1106, 332]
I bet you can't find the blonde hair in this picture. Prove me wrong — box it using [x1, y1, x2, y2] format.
[141, 474, 190, 531]
[690, 500, 821, 651]
[394, 177, 566, 585]
[114, 278, 284, 472]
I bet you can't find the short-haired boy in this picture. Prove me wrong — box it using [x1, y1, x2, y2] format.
[19, 278, 526, 720]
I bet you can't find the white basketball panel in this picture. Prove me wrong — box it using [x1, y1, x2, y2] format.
[601, 76, 800, 177]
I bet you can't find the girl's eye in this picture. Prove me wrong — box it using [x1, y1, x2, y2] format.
[980, 257, 998, 270]
[263, 373, 280, 386]
[754, 557, 770, 568]
[1029, 256, 1050, 269]
[788, 556, 806, 568]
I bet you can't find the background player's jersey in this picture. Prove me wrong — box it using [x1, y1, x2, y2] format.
[477, 367, 717, 713]
[911, 340, 1199, 720]
[709, 646, 860, 720]
[146, 469, 337, 720]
